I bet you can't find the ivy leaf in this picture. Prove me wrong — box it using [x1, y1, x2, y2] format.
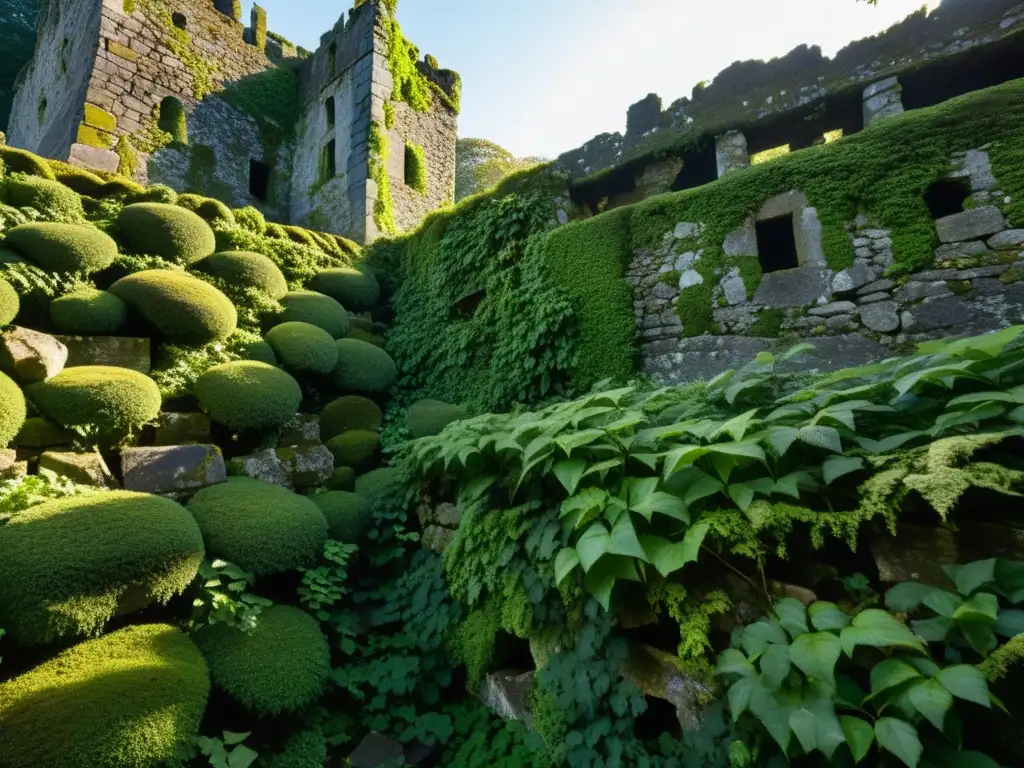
[727, 676, 757, 722]
[560, 487, 607, 523]
[875, 718, 922, 768]
[555, 429, 606, 456]
[760, 643, 792, 690]
[840, 715, 875, 764]
[951, 593, 999, 625]
[222, 732, 251, 746]
[713, 409, 760, 441]
[717, 648, 756, 678]
[822, 455, 865, 485]
[584, 555, 638, 611]
[767, 426, 800, 457]
[575, 522, 611, 572]
[923, 590, 965, 619]
[808, 601, 851, 631]
[935, 665, 990, 708]
[996, 609, 1024, 638]
[740, 620, 789, 655]
[841, 610, 926, 657]
[886, 582, 939, 613]
[662, 444, 709, 481]
[790, 631, 842, 688]
[608, 514, 647, 560]
[630, 491, 690, 524]
[789, 686, 846, 759]
[944, 559, 997, 596]
[911, 616, 954, 643]
[227, 746, 258, 768]
[728, 483, 755, 512]
[554, 548, 581, 585]
[869, 659, 923, 699]
[462, 473, 498, 501]
[553, 458, 588, 494]
[799, 425, 843, 454]
[775, 598, 809, 638]
[638, 522, 709, 577]
[908, 678, 953, 731]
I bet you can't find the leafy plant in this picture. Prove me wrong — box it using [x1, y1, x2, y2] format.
[184, 731, 258, 768]
[0, 474, 91, 525]
[190, 559, 271, 633]
[299, 540, 358, 621]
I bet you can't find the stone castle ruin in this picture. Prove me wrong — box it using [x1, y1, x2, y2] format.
[6, 0, 458, 243]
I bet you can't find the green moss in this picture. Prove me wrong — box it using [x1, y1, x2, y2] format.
[187, 478, 327, 577]
[947, 279, 972, 295]
[354, 466, 402, 507]
[4, 223, 117, 273]
[27, 366, 161, 442]
[326, 429, 380, 469]
[156, 98, 187, 144]
[658, 270, 681, 286]
[1, 175, 84, 221]
[110, 270, 238, 345]
[369, 122, 396, 236]
[76, 124, 112, 150]
[0, 146, 56, 179]
[311, 490, 373, 542]
[0, 624, 209, 768]
[265, 321, 339, 374]
[348, 327, 385, 347]
[406, 399, 466, 439]
[116, 203, 217, 264]
[83, 104, 117, 133]
[192, 251, 287, 299]
[251, 4, 268, 50]
[177, 193, 233, 225]
[194, 360, 301, 431]
[47, 160, 105, 196]
[0, 492, 204, 645]
[234, 206, 268, 235]
[106, 39, 137, 61]
[332, 338, 397, 394]
[749, 308, 785, 338]
[50, 289, 127, 334]
[276, 290, 351, 339]
[675, 280, 716, 337]
[255, 726, 326, 768]
[0, 371, 26, 448]
[1000, 267, 1024, 285]
[405, 141, 428, 194]
[310, 266, 380, 311]
[114, 137, 136, 179]
[13, 417, 72, 448]
[0, 276, 19, 326]
[981, 635, 1024, 683]
[325, 466, 356, 491]
[320, 395, 383, 440]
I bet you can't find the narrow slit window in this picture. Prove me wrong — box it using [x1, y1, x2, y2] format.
[320, 140, 336, 184]
[249, 159, 271, 201]
[325, 97, 335, 130]
[756, 214, 799, 273]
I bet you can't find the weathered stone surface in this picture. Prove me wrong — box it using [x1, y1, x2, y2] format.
[622, 643, 714, 731]
[348, 732, 405, 768]
[827, 314, 857, 332]
[0, 327, 68, 383]
[678, 270, 704, 290]
[987, 230, 1024, 250]
[436, 503, 462, 528]
[715, 130, 749, 177]
[0, 449, 27, 480]
[38, 451, 118, 488]
[278, 414, 321, 446]
[279, 444, 334, 489]
[832, 263, 875, 294]
[858, 279, 895, 295]
[899, 281, 953, 302]
[911, 269, 958, 282]
[872, 524, 958, 586]
[858, 292, 890, 304]
[957, 521, 1024, 563]
[645, 336, 771, 384]
[771, 582, 818, 607]
[808, 301, 857, 317]
[753, 267, 830, 308]
[154, 413, 211, 446]
[673, 222, 700, 240]
[953, 265, 1010, 280]
[935, 206, 1006, 244]
[776, 334, 888, 374]
[934, 240, 991, 260]
[68, 143, 119, 173]
[910, 296, 972, 331]
[227, 449, 294, 490]
[863, 77, 904, 125]
[723, 222, 756, 257]
[480, 671, 535, 727]
[860, 301, 901, 333]
[721, 276, 748, 306]
[652, 282, 678, 300]
[123, 446, 224, 495]
[55, 335, 151, 373]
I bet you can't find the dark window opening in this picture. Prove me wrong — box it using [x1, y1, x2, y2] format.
[635, 696, 682, 742]
[672, 142, 717, 192]
[320, 140, 336, 184]
[901, 35, 1024, 113]
[925, 179, 970, 220]
[157, 96, 187, 145]
[454, 289, 485, 317]
[492, 631, 534, 671]
[249, 159, 271, 201]
[171, 12, 187, 29]
[756, 215, 799, 273]
[328, 42, 337, 75]
[325, 96, 335, 129]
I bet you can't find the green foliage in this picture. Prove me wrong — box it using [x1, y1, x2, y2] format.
[298, 539, 358, 618]
[354, 466, 403, 505]
[326, 429, 380, 469]
[1, 173, 84, 221]
[310, 265, 381, 310]
[406, 398, 467, 438]
[321, 394, 383, 440]
[150, 329, 271, 400]
[0, 370, 25, 447]
[234, 206, 268, 235]
[0, 624, 209, 768]
[440, 700, 534, 767]
[110, 269, 238, 344]
[187, 478, 328, 576]
[194, 360, 302, 432]
[157, 97, 188, 144]
[190, 559, 272, 634]
[116, 202, 217, 264]
[265, 321, 339, 374]
[27, 366, 161, 444]
[194, 604, 330, 716]
[0, 472, 85, 525]
[186, 731, 259, 768]
[252, 4, 268, 50]
[178, 193, 234, 225]
[333, 338, 398, 393]
[381, 3, 432, 113]
[4, 222, 117, 273]
[47, 160, 106, 196]
[0, 491, 204, 645]
[50, 288, 127, 334]
[254, 726, 326, 768]
[276, 290, 351, 338]
[0, 275, 17, 325]
[311, 492, 374, 544]
[0, 146, 53, 180]
[369, 121, 396, 235]
[405, 141, 428, 194]
[455, 138, 544, 201]
[326, 465, 356, 490]
[115, 135, 138, 178]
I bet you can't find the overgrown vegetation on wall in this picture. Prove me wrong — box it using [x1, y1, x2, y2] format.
[0, 0, 38, 132]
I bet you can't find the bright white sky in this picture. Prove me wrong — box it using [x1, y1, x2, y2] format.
[248, 0, 940, 159]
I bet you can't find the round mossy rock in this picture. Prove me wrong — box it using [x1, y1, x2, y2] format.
[0, 247, 28, 265]
[187, 477, 328, 576]
[406, 399, 467, 439]
[27, 366, 161, 441]
[192, 251, 288, 299]
[265, 321, 339, 375]
[320, 395, 383, 440]
[326, 429, 379, 469]
[0, 371, 27, 448]
[0, 276, 19, 326]
[115, 203, 217, 264]
[348, 327, 386, 347]
[177, 194, 235, 225]
[312, 491, 373, 543]
[0, 491, 205, 645]
[50, 288, 127, 334]
[277, 290, 350, 339]
[4, 223, 118, 273]
[354, 467, 402, 505]
[194, 604, 329, 716]
[13, 416, 72, 448]
[325, 466, 356, 491]
[109, 269, 237, 345]
[0, 624, 210, 768]
[194, 361, 302, 432]
[310, 267, 381, 311]
[332, 339, 397, 394]
[255, 726, 326, 768]
[242, 339, 278, 365]
[1, 175, 84, 219]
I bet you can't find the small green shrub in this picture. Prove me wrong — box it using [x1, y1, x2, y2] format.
[311, 491, 373, 543]
[320, 395, 383, 440]
[116, 203, 217, 264]
[4, 223, 117, 273]
[109, 270, 238, 345]
[1, 175, 83, 220]
[0, 145, 56, 179]
[194, 604, 329, 716]
[194, 361, 302, 432]
[97, 178, 146, 198]
[404, 141, 428, 194]
[0, 276, 18, 325]
[310, 266, 381, 310]
[50, 289, 127, 334]
[406, 399, 466, 439]
[0, 371, 26, 447]
[326, 429, 380, 468]
[27, 366, 161, 442]
[188, 478, 328, 576]
[265, 321, 339, 374]
[354, 466, 402, 505]
[48, 160, 105, 197]
[276, 290, 350, 338]
[177, 193, 235, 225]
[255, 726, 327, 768]
[348, 327, 386, 347]
[192, 251, 288, 299]
[127, 184, 178, 205]
[332, 338, 397, 393]
[13, 417, 71, 448]
[234, 206, 267, 235]
[0, 491, 204, 645]
[0, 624, 209, 768]
[242, 338, 278, 365]
[325, 466, 356, 491]
[0, 248, 28, 265]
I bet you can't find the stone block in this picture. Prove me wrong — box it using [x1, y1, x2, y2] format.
[872, 524, 958, 587]
[987, 230, 1024, 250]
[69, 143, 120, 173]
[723, 221, 757, 257]
[935, 206, 1006, 244]
[863, 79, 904, 126]
[622, 643, 714, 731]
[154, 413, 211, 446]
[678, 270, 703, 290]
[911, 296, 972, 332]
[757, 191, 807, 222]
[858, 292, 890, 304]
[121, 445, 226, 495]
[753, 267, 830, 308]
[278, 444, 334, 490]
[832, 263, 876, 294]
[38, 451, 118, 488]
[862, 76, 899, 100]
[721, 276, 748, 306]
[673, 222, 701, 240]
[776, 334, 888, 375]
[480, 670, 535, 727]
[0, 327, 68, 383]
[952, 265, 1009, 280]
[278, 414, 321, 446]
[808, 301, 857, 317]
[860, 301, 901, 333]
[899, 281, 952, 302]
[227, 449, 294, 490]
[858, 279, 895, 295]
[55, 336, 151, 373]
[826, 314, 857, 332]
[715, 131, 749, 178]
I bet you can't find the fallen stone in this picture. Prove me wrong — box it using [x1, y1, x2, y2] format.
[278, 414, 321, 447]
[935, 206, 1005, 244]
[899, 281, 952, 302]
[678, 270, 704, 290]
[832, 263, 876, 294]
[753, 267, 830, 308]
[154, 413, 211, 446]
[872, 524, 958, 587]
[622, 643, 714, 731]
[721, 276, 747, 306]
[858, 279, 895, 295]
[952, 265, 1010, 280]
[808, 301, 857, 317]
[857, 292, 890, 304]
[987, 230, 1024, 250]
[121, 445, 226, 495]
[911, 296, 972, 332]
[38, 450, 118, 488]
[860, 301, 901, 333]
[278, 444, 334, 490]
[226, 449, 294, 490]
[934, 241, 991, 261]
[0, 327, 68, 383]
[55, 335, 151, 373]
[480, 671, 535, 727]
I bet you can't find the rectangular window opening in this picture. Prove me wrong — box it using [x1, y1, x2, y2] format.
[320, 140, 337, 184]
[249, 158, 271, 201]
[325, 96, 335, 130]
[756, 214, 799, 273]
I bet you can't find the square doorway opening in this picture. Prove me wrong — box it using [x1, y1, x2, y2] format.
[924, 179, 969, 220]
[756, 214, 799, 273]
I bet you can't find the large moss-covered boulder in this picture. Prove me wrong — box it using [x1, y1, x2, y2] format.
[26, 366, 161, 441]
[4, 223, 118, 273]
[326, 430, 379, 469]
[0, 624, 209, 768]
[0, 175, 84, 220]
[320, 395, 383, 440]
[332, 339, 397, 393]
[115, 203, 216, 264]
[194, 605, 329, 716]
[255, 726, 327, 768]
[355, 467, 402, 506]
[310, 266, 380, 310]
[277, 290, 350, 339]
[187, 477, 328, 576]
[0, 491, 205, 645]
[176, 194, 235, 226]
[194, 361, 302, 432]
[109, 270, 237, 344]
[50, 289, 127, 334]
[406, 399, 467, 439]
[192, 251, 288, 299]
[312, 491, 373, 543]
[265, 321, 338, 375]
[0, 371, 26, 448]
[0, 276, 18, 326]
[0, 146, 56, 179]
